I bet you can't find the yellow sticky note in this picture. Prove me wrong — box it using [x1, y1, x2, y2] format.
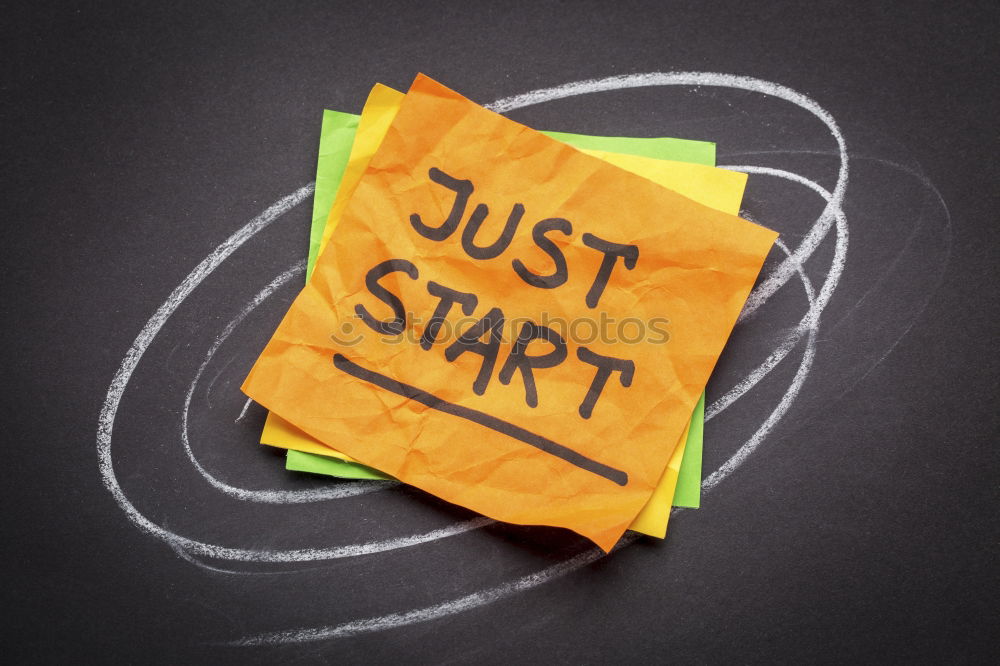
[630, 422, 690, 537]
[262, 82, 748, 540]
[261, 83, 747, 537]
[244, 75, 775, 550]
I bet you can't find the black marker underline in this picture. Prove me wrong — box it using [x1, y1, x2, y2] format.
[332, 353, 628, 486]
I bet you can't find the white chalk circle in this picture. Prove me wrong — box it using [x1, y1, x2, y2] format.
[97, 72, 950, 644]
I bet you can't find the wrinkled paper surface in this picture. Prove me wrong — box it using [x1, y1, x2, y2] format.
[264, 86, 732, 528]
[243, 74, 777, 550]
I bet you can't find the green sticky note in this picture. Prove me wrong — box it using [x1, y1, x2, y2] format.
[286, 448, 393, 480]
[307, 110, 359, 278]
[672, 392, 704, 508]
[541, 130, 715, 166]
[287, 113, 710, 510]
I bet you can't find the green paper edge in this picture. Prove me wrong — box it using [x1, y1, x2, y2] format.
[307, 110, 360, 279]
[286, 448, 393, 480]
[671, 392, 704, 508]
[541, 130, 715, 166]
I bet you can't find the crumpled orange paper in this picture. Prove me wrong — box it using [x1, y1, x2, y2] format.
[243, 74, 777, 550]
[260, 83, 747, 537]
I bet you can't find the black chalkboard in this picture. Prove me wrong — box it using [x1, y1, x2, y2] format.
[3, 1, 998, 663]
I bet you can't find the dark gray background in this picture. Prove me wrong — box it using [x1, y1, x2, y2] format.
[2, 1, 997, 663]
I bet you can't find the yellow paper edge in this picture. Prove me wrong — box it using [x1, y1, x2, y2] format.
[629, 421, 690, 537]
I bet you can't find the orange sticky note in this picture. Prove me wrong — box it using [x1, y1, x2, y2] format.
[243, 74, 777, 551]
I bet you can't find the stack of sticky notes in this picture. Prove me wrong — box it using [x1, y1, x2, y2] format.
[242, 75, 777, 552]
